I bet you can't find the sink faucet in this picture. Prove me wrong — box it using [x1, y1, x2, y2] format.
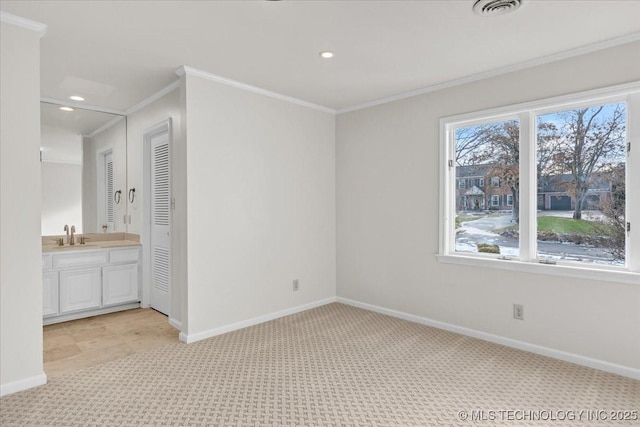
[63, 224, 69, 244]
[70, 225, 76, 246]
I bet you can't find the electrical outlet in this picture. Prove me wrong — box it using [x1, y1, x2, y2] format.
[293, 279, 299, 292]
[513, 304, 524, 320]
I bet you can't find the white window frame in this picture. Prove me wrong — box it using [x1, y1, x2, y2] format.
[438, 82, 640, 285]
[491, 195, 500, 207]
[458, 179, 465, 189]
[491, 176, 500, 187]
[478, 178, 485, 188]
[506, 194, 514, 207]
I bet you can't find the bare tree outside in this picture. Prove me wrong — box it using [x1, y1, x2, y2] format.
[454, 120, 520, 256]
[536, 101, 626, 264]
[455, 120, 520, 221]
[593, 163, 626, 261]
[537, 103, 626, 220]
[454, 101, 626, 265]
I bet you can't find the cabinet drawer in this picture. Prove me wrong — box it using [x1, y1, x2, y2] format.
[109, 248, 139, 264]
[42, 254, 52, 271]
[52, 251, 108, 269]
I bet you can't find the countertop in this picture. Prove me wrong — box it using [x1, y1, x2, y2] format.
[42, 239, 141, 253]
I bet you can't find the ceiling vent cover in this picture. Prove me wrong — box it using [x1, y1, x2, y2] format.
[473, 0, 523, 16]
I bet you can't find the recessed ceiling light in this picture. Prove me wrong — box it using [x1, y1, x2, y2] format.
[69, 95, 85, 101]
[59, 106, 74, 112]
[319, 51, 334, 59]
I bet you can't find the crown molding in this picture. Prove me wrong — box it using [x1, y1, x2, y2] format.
[42, 80, 180, 137]
[126, 80, 180, 115]
[85, 115, 125, 138]
[37, 30, 640, 123]
[337, 32, 640, 114]
[0, 12, 47, 37]
[176, 65, 336, 114]
[40, 98, 127, 116]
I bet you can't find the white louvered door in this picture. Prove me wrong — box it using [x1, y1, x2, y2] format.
[105, 151, 115, 231]
[150, 131, 170, 315]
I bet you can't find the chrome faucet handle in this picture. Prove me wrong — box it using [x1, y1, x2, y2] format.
[64, 224, 70, 244]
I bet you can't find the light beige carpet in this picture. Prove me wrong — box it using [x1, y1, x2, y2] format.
[1, 303, 638, 426]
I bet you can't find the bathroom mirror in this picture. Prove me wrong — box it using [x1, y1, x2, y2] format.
[40, 102, 127, 236]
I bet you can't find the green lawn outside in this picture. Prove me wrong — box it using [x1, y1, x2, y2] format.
[494, 216, 602, 235]
[537, 216, 601, 235]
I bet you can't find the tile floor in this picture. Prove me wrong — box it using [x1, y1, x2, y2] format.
[43, 308, 180, 378]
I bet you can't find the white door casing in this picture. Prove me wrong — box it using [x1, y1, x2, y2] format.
[143, 119, 172, 316]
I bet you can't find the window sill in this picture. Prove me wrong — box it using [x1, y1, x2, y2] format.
[436, 254, 639, 285]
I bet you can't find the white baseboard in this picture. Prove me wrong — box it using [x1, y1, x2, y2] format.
[179, 297, 337, 344]
[168, 317, 182, 331]
[337, 297, 640, 380]
[1, 372, 47, 397]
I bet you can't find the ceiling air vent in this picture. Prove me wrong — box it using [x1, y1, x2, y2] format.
[473, 0, 523, 16]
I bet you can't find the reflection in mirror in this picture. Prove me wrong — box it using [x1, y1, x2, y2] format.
[40, 102, 127, 236]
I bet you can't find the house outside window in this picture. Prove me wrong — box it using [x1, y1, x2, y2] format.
[439, 83, 639, 283]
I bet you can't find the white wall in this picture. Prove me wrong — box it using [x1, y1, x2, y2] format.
[41, 162, 82, 235]
[40, 124, 82, 164]
[41, 125, 83, 235]
[82, 135, 97, 233]
[126, 88, 180, 235]
[336, 41, 640, 372]
[181, 73, 336, 337]
[0, 20, 45, 394]
[83, 118, 127, 233]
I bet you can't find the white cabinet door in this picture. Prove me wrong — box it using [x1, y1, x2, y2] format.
[59, 268, 102, 313]
[103, 264, 139, 306]
[43, 271, 59, 317]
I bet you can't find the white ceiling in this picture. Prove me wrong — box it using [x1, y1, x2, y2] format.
[2, 1, 640, 113]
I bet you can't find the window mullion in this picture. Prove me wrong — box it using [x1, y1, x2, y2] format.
[440, 123, 454, 255]
[628, 93, 639, 273]
[518, 112, 536, 262]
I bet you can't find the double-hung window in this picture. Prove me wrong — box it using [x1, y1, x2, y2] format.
[439, 83, 640, 283]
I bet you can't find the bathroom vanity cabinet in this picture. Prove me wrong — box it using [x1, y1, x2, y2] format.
[42, 246, 141, 324]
